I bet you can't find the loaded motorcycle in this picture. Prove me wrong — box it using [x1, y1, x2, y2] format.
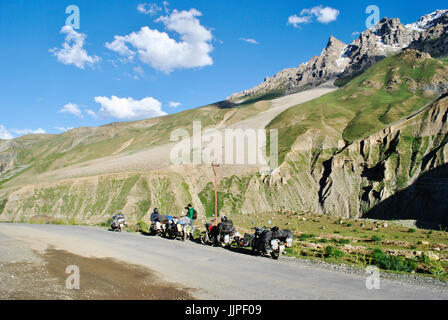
[240, 226, 293, 260]
[200, 217, 241, 248]
[150, 210, 170, 237]
[162, 216, 193, 241]
[111, 214, 127, 232]
[150, 220, 164, 236]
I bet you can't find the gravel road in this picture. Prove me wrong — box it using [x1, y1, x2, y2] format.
[1, 223, 447, 300]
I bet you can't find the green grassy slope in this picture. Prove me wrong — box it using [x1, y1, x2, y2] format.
[267, 50, 448, 164]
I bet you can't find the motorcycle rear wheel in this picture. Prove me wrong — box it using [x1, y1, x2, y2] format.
[271, 250, 281, 260]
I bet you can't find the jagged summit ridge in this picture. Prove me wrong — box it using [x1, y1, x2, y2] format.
[231, 35, 348, 100]
[231, 9, 448, 100]
[406, 9, 448, 31]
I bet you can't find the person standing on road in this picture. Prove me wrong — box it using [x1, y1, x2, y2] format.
[185, 204, 196, 226]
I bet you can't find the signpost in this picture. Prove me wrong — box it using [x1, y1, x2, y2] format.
[212, 163, 220, 226]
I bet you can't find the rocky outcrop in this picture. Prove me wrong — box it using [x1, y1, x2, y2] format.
[340, 17, 420, 78]
[231, 36, 348, 99]
[232, 10, 448, 100]
[408, 10, 448, 57]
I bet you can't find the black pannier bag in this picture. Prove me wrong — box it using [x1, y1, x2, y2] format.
[159, 215, 170, 222]
[242, 233, 255, 247]
[218, 220, 234, 234]
[261, 230, 273, 247]
[113, 214, 125, 221]
[274, 229, 293, 241]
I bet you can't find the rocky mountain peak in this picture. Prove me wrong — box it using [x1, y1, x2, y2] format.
[325, 36, 347, 55]
[231, 10, 448, 100]
[406, 9, 448, 31]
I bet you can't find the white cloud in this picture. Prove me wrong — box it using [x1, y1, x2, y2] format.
[240, 38, 259, 45]
[137, 3, 162, 15]
[105, 8, 214, 73]
[288, 6, 339, 28]
[94, 96, 167, 120]
[87, 109, 99, 119]
[10, 128, 46, 135]
[0, 125, 13, 140]
[288, 14, 313, 27]
[59, 103, 83, 118]
[169, 101, 181, 108]
[50, 26, 100, 69]
[352, 31, 360, 37]
[163, 1, 170, 14]
[55, 126, 74, 132]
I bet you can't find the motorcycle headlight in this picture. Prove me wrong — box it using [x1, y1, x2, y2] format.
[177, 224, 183, 232]
[271, 240, 279, 250]
[224, 235, 230, 243]
[286, 238, 293, 248]
[156, 222, 161, 229]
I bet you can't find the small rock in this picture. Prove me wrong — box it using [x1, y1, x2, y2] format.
[382, 223, 388, 228]
[426, 251, 440, 261]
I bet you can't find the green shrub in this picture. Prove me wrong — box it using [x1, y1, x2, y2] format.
[137, 220, 150, 234]
[338, 238, 350, 245]
[325, 246, 345, 259]
[420, 254, 446, 276]
[100, 217, 114, 228]
[299, 234, 316, 241]
[371, 235, 382, 243]
[193, 228, 201, 238]
[408, 228, 417, 233]
[372, 249, 417, 272]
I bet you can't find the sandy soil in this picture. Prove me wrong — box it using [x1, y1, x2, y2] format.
[0, 248, 192, 300]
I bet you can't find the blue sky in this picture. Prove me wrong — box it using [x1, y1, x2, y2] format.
[0, 0, 446, 138]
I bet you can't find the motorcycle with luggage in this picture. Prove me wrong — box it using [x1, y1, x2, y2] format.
[149, 209, 169, 237]
[111, 213, 127, 232]
[162, 216, 192, 241]
[239, 226, 293, 260]
[200, 217, 241, 248]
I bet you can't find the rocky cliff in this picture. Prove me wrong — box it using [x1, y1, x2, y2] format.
[197, 94, 448, 228]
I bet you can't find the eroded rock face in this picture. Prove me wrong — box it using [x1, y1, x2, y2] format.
[202, 96, 448, 227]
[340, 18, 421, 78]
[231, 10, 448, 100]
[408, 12, 448, 57]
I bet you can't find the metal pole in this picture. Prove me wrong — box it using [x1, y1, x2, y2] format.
[212, 164, 219, 226]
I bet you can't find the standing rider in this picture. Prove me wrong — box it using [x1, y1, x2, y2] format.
[185, 204, 196, 226]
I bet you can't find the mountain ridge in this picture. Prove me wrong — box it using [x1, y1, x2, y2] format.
[231, 10, 448, 100]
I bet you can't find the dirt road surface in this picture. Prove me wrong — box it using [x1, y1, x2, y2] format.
[1, 223, 447, 300]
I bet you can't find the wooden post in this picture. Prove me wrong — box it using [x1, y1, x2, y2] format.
[212, 163, 220, 226]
